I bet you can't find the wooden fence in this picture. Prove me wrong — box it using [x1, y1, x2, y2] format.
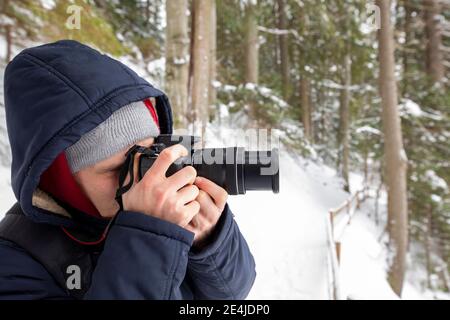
[326, 186, 370, 300]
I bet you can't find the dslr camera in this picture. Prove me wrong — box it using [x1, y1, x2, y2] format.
[138, 135, 279, 195]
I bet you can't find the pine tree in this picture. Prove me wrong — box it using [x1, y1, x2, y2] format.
[165, 0, 190, 128]
[377, 0, 409, 296]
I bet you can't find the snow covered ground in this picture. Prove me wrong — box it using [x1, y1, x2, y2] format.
[223, 140, 349, 299]
[338, 175, 450, 300]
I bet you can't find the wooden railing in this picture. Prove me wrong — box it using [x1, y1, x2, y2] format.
[326, 186, 370, 300]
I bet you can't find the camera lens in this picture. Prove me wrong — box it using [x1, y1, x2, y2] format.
[243, 149, 279, 194]
[193, 147, 279, 195]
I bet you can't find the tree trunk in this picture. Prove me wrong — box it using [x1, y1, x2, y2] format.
[300, 77, 312, 141]
[244, 2, 259, 127]
[338, 53, 351, 192]
[145, 0, 150, 25]
[425, 204, 433, 289]
[424, 0, 444, 83]
[187, 1, 195, 124]
[277, 0, 289, 100]
[374, 161, 384, 226]
[5, 24, 11, 62]
[377, 0, 409, 297]
[165, 0, 190, 128]
[2, 0, 11, 63]
[208, 0, 217, 119]
[363, 151, 368, 186]
[298, 6, 312, 142]
[191, 0, 211, 136]
[402, 0, 411, 94]
[245, 3, 258, 84]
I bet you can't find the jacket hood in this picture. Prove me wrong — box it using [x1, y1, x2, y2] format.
[4, 40, 173, 226]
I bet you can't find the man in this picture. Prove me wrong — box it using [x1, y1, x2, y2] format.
[0, 40, 256, 299]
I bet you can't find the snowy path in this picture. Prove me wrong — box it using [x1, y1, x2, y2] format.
[228, 148, 349, 299]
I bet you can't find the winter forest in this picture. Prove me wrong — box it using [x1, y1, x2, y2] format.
[0, 0, 449, 300]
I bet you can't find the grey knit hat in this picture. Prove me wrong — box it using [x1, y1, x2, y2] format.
[65, 100, 160, 173]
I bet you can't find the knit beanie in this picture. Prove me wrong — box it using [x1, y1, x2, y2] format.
[65, 99, 160, 173]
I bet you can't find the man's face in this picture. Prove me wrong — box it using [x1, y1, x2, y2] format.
[73, 137, 155, 218]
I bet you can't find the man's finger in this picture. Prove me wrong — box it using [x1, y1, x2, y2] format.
[145, 144, 188, 179]
[166, 165, 197, 191]
[196, 190, 218, 217]
[181, 200, 200, 226]
[184, 224, 198, 240]
[194, 176, 228, 209]
[177, 184, 199, 205]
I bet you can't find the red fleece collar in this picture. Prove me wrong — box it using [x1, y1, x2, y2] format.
[39, 99, 159, 219]
[39, 152, 100, 217]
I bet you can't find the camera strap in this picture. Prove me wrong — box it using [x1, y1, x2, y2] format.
[114, 145, 154, 211]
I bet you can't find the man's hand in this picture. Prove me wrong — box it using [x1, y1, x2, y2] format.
[186, 176, 228, 249]
[122, 144, 200, 228]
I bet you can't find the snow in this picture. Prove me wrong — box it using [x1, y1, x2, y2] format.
[425, 170, 448, 191]
[400, 99, 423, 117]
[355, 126, 381, 135]
[0, 166, 14, 218]
[227, 83, 289, 109]
[338, 173, 450, 300]
[320, 79, 364, 91]
[173, 56, 189, 65]
[399, 99, 443, 121]
[204, 124, 350, 299]
[244, 83, 256, 91]
[40, 0, 56, 10]
[431, 194, 442, 203]
[340, 209, 400, 300]
[241, 0, 258, 7]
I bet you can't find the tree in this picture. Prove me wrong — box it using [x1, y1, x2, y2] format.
[424, 0, 444, 83]
[338, 52, 351, 192]
[337, 2, 352, 192]
[165, 0, 190, 128]
[101, 0, 164, 59]
[190, 0, 212, 136]
[296, 4, 313, 142]
[244, 1, 259, 84]
[300, 76, 312, 141]
[277, 0, 289, 100]
[208, 0, 217, 117]
[0, 0, 14, 62]
[377, 0, 409, 296]
[243, 0, 259, 126]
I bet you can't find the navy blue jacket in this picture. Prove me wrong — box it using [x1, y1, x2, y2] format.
[0, 40, 256, 299]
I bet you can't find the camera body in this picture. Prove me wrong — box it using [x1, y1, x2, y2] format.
[138, 135, 279, 195]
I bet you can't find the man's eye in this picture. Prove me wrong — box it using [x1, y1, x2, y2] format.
[106, 166, 121, 173]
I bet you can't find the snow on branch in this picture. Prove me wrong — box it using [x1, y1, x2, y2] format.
[257, 26, 303, 43]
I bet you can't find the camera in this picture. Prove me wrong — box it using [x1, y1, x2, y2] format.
[138, 135, 279, 195]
